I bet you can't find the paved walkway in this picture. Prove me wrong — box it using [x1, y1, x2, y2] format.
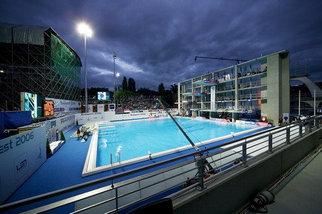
[267, 149, 322, 214]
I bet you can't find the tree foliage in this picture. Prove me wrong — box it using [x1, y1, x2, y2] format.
[128, 78, 136, 92]
[158, 83, 165, 94]
[122, 77, 128, 91]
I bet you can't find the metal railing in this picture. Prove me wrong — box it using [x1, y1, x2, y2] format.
[0, 116, 321, 213]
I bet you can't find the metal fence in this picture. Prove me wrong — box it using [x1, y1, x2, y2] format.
[0, 116, 321, 214]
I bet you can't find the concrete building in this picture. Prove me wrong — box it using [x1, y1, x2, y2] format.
[178, 50, 290, 125]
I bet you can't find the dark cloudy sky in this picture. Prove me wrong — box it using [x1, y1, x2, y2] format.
[1, 0, 322, 90]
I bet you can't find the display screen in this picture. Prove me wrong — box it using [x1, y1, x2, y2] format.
[97, 92, 110, 100]
[44, 100, 54, 116]
[21, 92, 43, 118]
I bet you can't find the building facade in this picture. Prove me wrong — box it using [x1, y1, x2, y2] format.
[0, 23, 81, 111]
[178, 50, 290, 125]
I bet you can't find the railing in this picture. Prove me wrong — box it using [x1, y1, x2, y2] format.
[0, 116, 321, 213]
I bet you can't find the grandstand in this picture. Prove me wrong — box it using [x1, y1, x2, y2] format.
[117, 95, 158, 110]
[0, 23, 82, 111]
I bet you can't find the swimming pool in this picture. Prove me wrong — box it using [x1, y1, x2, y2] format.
[96, 118, 258, 167]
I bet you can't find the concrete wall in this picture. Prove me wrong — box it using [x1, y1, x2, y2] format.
[174, 128, 322, 214]
[262, 52, 290, 125]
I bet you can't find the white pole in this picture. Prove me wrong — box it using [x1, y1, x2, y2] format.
[84, 35, 88, 113]
[298, 90, 301, 116]
[313, 89, 316, 116]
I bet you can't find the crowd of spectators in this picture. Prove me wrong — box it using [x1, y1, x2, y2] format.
[117, 95, 159, 110]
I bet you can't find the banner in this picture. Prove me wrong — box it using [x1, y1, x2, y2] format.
[76, 112, 105, 125]
[20, 114, 75, 143]
[46, 98, 81, 116]
[0, 126, 46, 203]
[97, 104, 104, 113]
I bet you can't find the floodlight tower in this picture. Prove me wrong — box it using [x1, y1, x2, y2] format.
[113, 52, 117, 92]
[77, 22, 93, 112]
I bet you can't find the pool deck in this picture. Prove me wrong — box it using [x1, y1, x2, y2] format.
[267, 149, 322, 214]
[5, 123, 268, 212]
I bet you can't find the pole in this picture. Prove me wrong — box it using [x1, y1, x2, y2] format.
[113, 52, 117, 109]
[298, 90, 301, 116]
[84, 35, 88, 113]
[158, 98, 200, 151]
[314, 89, 316, 116]
[113, 57, 116, 91]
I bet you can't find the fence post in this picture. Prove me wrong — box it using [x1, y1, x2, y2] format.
[299, 122, 303, 137]
[268, 133, 273, 153]
[110, 153, 113, 166]
[115, 187, 119, 213]
[195, 155, 205, 190]
[242, 142, 247, 167]
[286, 127, 290, 144]
[308, 120, 312, 133]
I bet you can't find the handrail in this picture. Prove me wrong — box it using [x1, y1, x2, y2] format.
[1, 116, 321, 212]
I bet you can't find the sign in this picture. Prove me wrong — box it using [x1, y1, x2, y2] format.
[0, 126, 46, 203]
[97, 104, 104, 112]
[46, 98, 81, 116]
[20, 115, 75, 143]
[109, 104, 115, 111]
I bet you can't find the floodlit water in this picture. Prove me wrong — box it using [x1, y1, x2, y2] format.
[96, 118, 257, 166]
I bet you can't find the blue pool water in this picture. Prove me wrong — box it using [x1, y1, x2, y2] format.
[96, 118, 257, 166]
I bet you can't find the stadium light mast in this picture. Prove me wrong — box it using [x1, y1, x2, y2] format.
[77, 22, 93, 113]
[113, 52, 117, 91]
[112, 52, 117, 108]
[116, 72, 120, 91]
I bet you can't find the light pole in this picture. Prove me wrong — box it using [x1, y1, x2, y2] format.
[113, 52, 117, 91]
[116, 72, 120, 91]
[112, 52, 117, 107]
[77, 22, 93, 112]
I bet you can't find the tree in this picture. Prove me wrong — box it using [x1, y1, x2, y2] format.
[128, 78, 136, 92]
[137, 88, 158, 96]
[122, 77, 128, 91]
[170, 84, 177, 94]
[158, 83, 165, 95]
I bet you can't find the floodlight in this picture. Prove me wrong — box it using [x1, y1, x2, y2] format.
[77, 22, 93, 37]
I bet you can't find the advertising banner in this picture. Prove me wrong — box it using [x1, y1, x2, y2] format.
[88, 104, 94, 113]
[97, 104, 104, 113]
[76, 112, 105, 125]
[108, 104, 115, 111]
[20, 115, 75, 143]
[0, 126, 46, 203]
[46, 98, 81, 117]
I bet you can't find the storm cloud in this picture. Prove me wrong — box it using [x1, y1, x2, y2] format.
[1, 0, 322, 90]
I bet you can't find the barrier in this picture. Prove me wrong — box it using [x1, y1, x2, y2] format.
[20, 114, 75, 143]
[0, 111, 32, 130]
[0, 126, 46, 203]
[75, 112, 106, 125]
[75, 110, 170, 125]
